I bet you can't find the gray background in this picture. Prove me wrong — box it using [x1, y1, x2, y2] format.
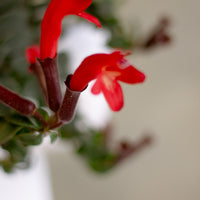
[48, 0, 200, 200]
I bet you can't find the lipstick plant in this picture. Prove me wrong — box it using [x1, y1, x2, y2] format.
[0, 0, 170, 173]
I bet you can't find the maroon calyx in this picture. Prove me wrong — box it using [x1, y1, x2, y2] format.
[0, 84, 36, 116]
[30, 61, 48, 103]
[58, 75, 85, 123]
[39, 57, 62, 112]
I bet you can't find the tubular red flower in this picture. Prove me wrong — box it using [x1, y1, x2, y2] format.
[69, 51, 146, 111]
[40, 0, 101, 60]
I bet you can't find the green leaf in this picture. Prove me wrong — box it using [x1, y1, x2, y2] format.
[50, 130, 58, 143]
[2, 139, 27, 162]
[92, 132, 104, 146]
[89, 154, 116, 173]
[0, 121, 21, 145]
[1, 159, 15, 173]
[28, 116, 43, 130]
[6, 113, 40, 129]
[18, 132, 43, 146]
[37, 107, 50, 121]
[59, 123, 81, 139]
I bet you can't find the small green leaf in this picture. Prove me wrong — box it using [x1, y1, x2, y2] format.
[50, 130, 58, 143]
[37, 108, 50, 121]
[59, 124, 81, 139]
[1, 159, 14, 173]
[18, 132, 43, 146]
[6, 113, 35, 128]
[2, 139, 27, 162]
[28, 116, 43, 130]
[0, 121, 21, 145]
[6, 113, 39, 129]
[92, 132, 104, 146]
[89, 154, 117, 173]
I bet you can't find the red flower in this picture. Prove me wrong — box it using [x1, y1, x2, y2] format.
[26, 45, 40, 64]
[69, 51, 145, 111]
[40, 0, 101, 60]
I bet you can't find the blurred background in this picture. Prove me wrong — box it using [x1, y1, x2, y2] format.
[1, 0, 200, 200]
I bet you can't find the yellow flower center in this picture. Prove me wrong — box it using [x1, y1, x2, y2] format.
[102, 71, 121, 91]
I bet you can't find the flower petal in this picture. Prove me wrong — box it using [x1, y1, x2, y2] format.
[101, 79, 124, 112]
[117, 66, 146, 84]
[91, 79, 102, 94]
[40, 0, 96, 59]
[26, 45, 40, 64]
[70, 53, 110, 91]
[106, 64, 145, 84]
[76, 12, 101, 28]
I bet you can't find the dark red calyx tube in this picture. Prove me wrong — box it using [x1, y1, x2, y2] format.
[58, 75, 86, 123]
[0, 85, 36, 116]
[30, 62, 48, 103]
[39, 57, 62, 112]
